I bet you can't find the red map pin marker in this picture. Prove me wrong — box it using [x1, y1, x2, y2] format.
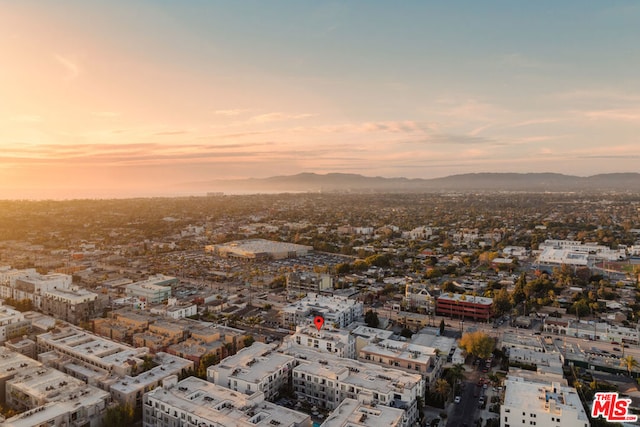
[314, 315, 325, 331]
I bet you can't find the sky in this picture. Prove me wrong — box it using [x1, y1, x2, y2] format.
[1, 1, 640, 199]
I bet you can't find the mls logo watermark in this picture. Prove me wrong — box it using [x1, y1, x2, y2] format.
[591, 392, 638, 422]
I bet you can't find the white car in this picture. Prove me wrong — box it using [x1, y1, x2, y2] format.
[454, 396, 461, 404]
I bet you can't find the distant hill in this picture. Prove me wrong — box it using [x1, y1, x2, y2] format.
[177, 172, 640, 193]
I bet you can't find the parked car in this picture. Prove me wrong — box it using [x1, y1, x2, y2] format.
[454, 396, 461, 404]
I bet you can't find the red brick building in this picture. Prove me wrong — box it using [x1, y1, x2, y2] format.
[436, 293, 493, 321]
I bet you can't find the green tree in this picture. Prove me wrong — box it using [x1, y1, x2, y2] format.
[444, 363, 466, 388]
[197, 353, 220, 379]
[364, 310, 380, 328]
[400, 327, 413, 338]
[459, 331, 495, 359]
[244, 335, 255, 347]
[492, 288, 512, 316]
[439, 319, 445, 335]
[102, 404, 134, 427]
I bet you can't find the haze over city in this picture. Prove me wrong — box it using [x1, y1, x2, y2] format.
[2, 1, 639, 199]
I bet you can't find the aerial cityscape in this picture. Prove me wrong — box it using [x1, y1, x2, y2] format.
[2, 2, 640, 427]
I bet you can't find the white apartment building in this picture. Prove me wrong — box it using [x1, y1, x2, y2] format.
[37, 326, 149, 381]
[282, 324, 357, 359]
[0, 269, 73, 308]
[282, 293, 363, 329]
[124, 274, 177, 304]
[290, 350, 424, 427]
[320, 398, 405, 427]
[351, 326, 394, 356]
[0, 303, 30, 343]
[149, 298, 198, 319]
[501, 376, 589, 427]
[110, 352, 194, 407]
[143, 376, 312, 427]
[3, 365, 110, 427]
[208, 342, 296, 401]
[547, 320, 640, 344]
[0, 346, 42, 406]
[508, 347, 564, 378]
[359, 339, 443, 389]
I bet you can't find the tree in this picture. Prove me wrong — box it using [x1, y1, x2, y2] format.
[459, 331, 494, 359]
[439, 319, 445, 335]
[197, 353, 220, 379]
[621, 355, 638, 377]
[244, 335, 255, 347]
[400, 327, 413, 338]
[364, 310, 380, 328]
[444, 363, 466, 388]
[102, 404, 134, 427]
[492, 288, 512, 316]
[434, 378, 451, 402]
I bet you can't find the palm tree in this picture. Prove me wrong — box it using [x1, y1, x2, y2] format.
[434, 379, 451, 403]
[621, 355, 638, 377]
[445, 363, 466, 388]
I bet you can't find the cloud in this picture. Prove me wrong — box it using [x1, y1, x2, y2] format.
[213, 109, 250, 116]
[154, 130, 191, 136]
[249, 112, 314, 123]
[583, 109, 640, 122]
[53, 54, 80, 80]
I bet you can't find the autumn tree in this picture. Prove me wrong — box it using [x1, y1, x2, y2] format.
[459, 331, 494, 359]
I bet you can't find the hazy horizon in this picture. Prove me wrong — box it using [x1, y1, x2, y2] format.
[2, 1, 639, 199]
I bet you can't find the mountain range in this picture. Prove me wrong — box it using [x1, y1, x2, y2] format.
[178, 172, 640, 193]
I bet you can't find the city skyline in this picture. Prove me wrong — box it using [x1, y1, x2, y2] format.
[2, 1, 640, 199]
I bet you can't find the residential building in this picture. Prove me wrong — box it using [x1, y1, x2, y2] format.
[404, 284, 434, 313]
[286, 272, 333, 296]
[282, 324, 356, 359]
[208, 342, 296, 401]
[143, 376, 312, 427]
[359, 339, 443, 389]
[3, 365, 110, 427]
[501, 376, 589, 427]
[0, 303, 30, 343]
[320, 398, 405, 427]
[40, 287, 101, 324]
[282, 293, 363, 329]
[289, 349, 424, 426]
[124, 274, 176, 304]
[37, 326, 148, 381]
[0, 346, 41, 406]
[110, 352, 194, 407]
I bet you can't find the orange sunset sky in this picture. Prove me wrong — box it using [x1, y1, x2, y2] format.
[2, 1, 640, 199]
